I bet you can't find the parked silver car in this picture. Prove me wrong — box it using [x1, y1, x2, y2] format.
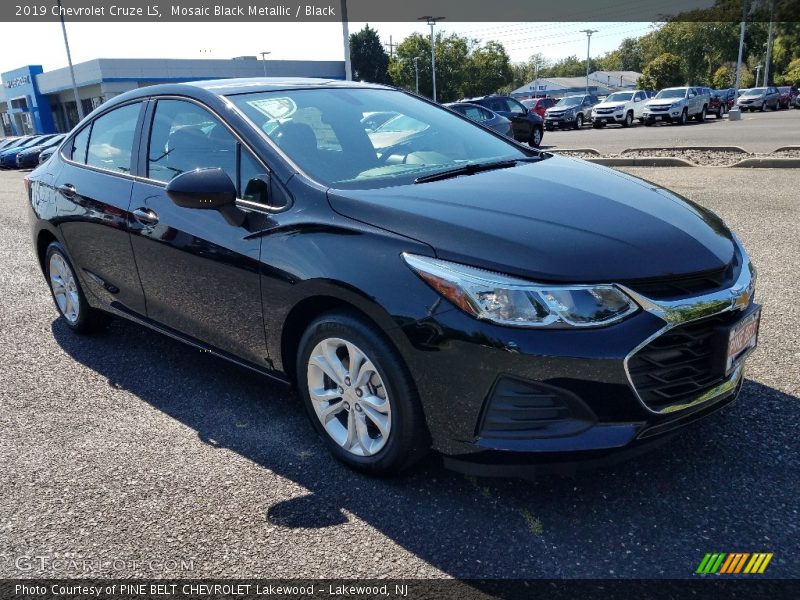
[737, 87, 781, 111]
[642, 87, 709, 125]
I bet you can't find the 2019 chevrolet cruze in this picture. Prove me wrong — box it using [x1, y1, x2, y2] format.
[27, 78, 760, 475]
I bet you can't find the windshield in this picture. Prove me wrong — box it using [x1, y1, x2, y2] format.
[655, 89, 687, 99]
[230, 88, 528, 190]
[743, 88, 766, 95]
[604, 92, 634, 103]
[555, 96, 582, 107]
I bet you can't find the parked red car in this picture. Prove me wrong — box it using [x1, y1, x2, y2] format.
[710, 89, 736, 118]
[777, 86, 798, 110]
[521, 97, 556, 118]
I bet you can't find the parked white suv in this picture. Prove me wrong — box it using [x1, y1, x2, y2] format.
[642, 87, 709, 125]
[591, 90, 649, 128]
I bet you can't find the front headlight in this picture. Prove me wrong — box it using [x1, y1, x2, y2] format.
[564, 109, 575, 118]
[671, 101, 683, 108]
[402, 254, 638, 328]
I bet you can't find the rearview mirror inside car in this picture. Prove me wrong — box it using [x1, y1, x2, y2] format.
[166, 168, 237, 210]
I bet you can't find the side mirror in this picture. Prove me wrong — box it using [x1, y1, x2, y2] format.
[166, 168, 236, 209]
[634, 97, 641, 102]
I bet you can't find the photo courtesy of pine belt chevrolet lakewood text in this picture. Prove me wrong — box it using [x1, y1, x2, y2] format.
[26, 78, 760, 476]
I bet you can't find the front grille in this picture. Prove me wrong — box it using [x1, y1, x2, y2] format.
[478, 377, 595, 439]
[623, 264, 735, 300]
[627, 313, 739, 412]
[649, 105, 670, 112]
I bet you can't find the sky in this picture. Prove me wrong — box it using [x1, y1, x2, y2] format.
[0, 21, 655, 76]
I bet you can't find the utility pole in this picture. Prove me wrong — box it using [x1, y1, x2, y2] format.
[413, 56, 421, 94]
[763, 0, 776, 86]
[580, 29, 598, 95]
[57, 0, 83, 123]
[259, 51, 271, 77]
[341, 0, 352, 80]
[384, 36, 397, 60]
[755, 64, 763, 87]
[419, 16, 445, 102]
[730, 0, 750, 121]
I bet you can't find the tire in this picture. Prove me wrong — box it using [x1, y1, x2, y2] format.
[296, 311, 429, 474]
[760, 102, 766, 112]
[644, 119, 654, 126]
[45, 242, 111, 335]
[574, 114, 584, 129]
[678, 109, 688, 125]
[592, 122, 601, 129]
[716, 106, 724, 118]
[622, 111, 633, 128]
[695, 106, 706, 122]
[529, 126, 543, 147]
[545, 125, 554, 132]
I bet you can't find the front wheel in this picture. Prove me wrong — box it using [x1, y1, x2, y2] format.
[529, 126, 543, 147]
[695, 106, 706, 122]
[45, 242, 111, 334]
[678, 109, 688, 125]
[622, 111, 633, 128]
[760, 102, 766, 112]
[574, 114, 584, 129]
[297, 311, 429, 474]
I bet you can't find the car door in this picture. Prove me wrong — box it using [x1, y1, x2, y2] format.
[54, 101, 148, 315]
[127, 97, 271, 366]
[488, 98, 530, 140]
[633, 91, 646, 118]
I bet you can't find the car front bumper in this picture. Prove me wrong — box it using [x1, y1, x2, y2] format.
[399, 243, 758, 472]
[592, 110, 626, 124]
[544, 115, 577, 127]
[642, 108, 683, 121]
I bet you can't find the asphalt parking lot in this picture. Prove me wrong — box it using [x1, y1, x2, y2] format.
[0, 166, 798, 580]
[544, 106, 800, 154]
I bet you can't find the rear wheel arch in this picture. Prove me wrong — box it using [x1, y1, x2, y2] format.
[36, 229, 58, 274]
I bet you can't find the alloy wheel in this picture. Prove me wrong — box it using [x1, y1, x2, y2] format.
[531, 128, 542, 147]
[306, 337, 392, 457]
[49, 253, 80, 323]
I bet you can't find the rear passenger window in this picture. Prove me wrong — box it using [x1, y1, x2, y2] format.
[147, 99, 237, 184]
[69, 126, 90, 163]
[85, 103, 141, 173]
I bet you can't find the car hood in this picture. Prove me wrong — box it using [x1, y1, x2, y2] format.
[327, 155, 736, 283]
[646, 98, 683, 106]
[593, 101, 628, 109]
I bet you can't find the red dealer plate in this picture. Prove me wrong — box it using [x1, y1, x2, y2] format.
[725, 308, 760, 375]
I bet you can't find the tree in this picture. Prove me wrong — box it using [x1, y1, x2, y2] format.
[711, 65, 733, 88]
[461, 41, 512, 98]
[389, 32, 513, 102]
[638, 53, 685, 89]
[781, 58, 800, 86]
[350, 25, 391, 84]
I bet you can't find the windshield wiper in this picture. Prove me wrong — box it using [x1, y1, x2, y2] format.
[414, 157, 543, 184]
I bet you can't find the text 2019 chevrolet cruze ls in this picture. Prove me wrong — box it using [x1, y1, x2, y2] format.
[27, 78, 760, 475]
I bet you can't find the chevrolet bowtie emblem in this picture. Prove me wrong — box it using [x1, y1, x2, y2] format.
[732, 287, 752, 310]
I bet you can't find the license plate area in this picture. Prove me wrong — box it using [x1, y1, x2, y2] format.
[718, 307, 761, 376]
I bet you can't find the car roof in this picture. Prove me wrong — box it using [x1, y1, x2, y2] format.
[187, 77, 391, 95]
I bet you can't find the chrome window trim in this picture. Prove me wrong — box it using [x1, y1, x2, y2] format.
[621, 236, 756, 415]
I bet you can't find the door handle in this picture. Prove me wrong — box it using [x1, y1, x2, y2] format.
[57, 183, 76, 198]
[132, 207, 159, 225]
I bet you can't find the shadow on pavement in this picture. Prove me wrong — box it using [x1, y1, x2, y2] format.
[52, 316, 799, 578]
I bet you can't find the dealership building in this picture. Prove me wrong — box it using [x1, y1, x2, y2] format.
[1, 57, 345, 137]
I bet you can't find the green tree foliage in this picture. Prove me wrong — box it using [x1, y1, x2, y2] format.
[711, 65, 733, 88]
[349, 25, 391, 84]
[638, 53, 685, 89]
[781, 58, 800, 86]
[389, 32, 511, 102]
[598, 37, 646, 72]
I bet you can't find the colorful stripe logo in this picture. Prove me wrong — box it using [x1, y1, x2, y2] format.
[695, 553, 773, 574]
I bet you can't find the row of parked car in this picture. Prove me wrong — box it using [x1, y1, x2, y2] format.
[437, 84, 799, 147]
[0, 133, 65, 169]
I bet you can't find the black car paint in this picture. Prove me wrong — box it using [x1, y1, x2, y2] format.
[466, 95, 544, 144]
[28, 80, 754, 469]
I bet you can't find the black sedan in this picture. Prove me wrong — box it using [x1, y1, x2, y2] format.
[462, 95, 544, 147]
[444, 102, 513, 137]
[27, 79, 759, 476]
[15, 134, 66, 168]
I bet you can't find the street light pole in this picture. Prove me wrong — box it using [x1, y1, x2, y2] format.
[580, 29, 598, 95]
[56, 0, 83, 123]
[341, 0, 352, 80]
[419, 16, 445, 102]
[413, 56, 421, 95]
[259, 51, 271, 77]
[755, 64, 763, 87]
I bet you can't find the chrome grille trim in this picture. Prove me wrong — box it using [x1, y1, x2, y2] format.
[620, 236, 756, 415]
